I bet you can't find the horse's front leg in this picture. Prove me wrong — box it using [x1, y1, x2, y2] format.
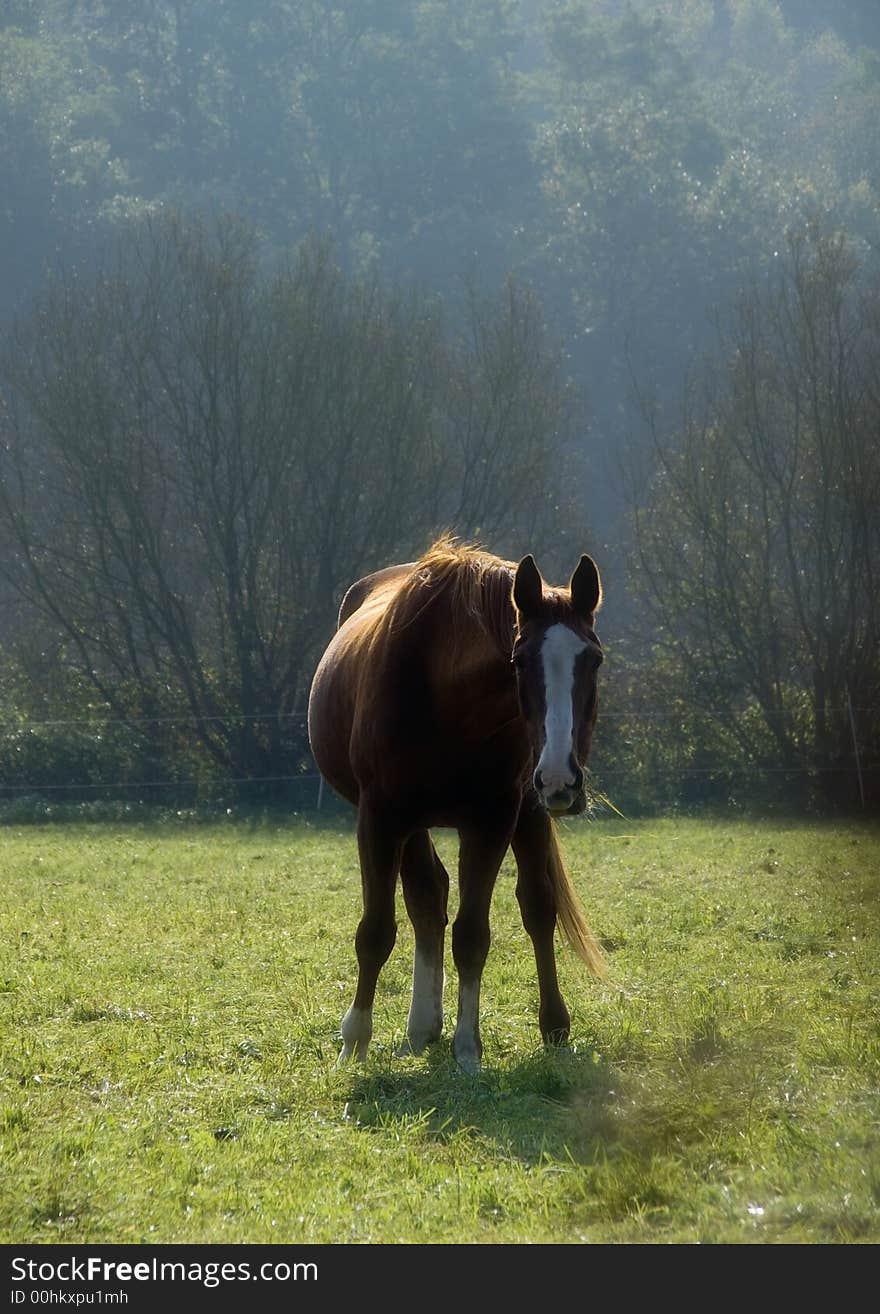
[511, 794, 571, 1046]
[339, 801, 402, 1063]
[452, 818, 515, 1073]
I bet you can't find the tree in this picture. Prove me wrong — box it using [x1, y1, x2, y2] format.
[0, 15, 123, 318]
[527, 0, 880, 549]
[14, 1, 533, 284]
[778, 0, 880, 50]
[0, 213, 578, 793]
[628, 226, 880, 805]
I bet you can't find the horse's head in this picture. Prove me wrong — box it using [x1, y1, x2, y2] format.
[511, 553, 603, 817]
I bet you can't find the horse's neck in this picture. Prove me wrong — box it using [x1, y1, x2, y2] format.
[428, 572, 516, 692]
[459, 561, 517, 659]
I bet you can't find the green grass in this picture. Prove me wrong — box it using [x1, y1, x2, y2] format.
[0, 815, 878, 1244]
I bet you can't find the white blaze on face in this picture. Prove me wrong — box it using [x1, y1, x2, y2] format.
[537, 623, 587, 794]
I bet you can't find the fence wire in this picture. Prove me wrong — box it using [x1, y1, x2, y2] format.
[0, 706, 874, 803]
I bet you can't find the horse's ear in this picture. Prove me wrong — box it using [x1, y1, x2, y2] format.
[513, 554, 543, 617]
[570, 554, 602, 617]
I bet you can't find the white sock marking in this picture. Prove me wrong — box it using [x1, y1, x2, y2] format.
[405, 947, 444, 1052]
[339, 1004, 372, 1062]
[453, 981, 482, 1072]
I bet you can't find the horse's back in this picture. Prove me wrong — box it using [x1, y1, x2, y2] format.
[309, 561, 415, 804]
[337, 562, 415, 629]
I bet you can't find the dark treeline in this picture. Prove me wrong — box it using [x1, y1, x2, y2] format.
[0, 1, 878, 814]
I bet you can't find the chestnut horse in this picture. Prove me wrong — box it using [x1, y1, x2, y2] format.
[307, 538, 605, 1071]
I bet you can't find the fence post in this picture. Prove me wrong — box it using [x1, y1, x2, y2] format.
[845, 683, 865, 809]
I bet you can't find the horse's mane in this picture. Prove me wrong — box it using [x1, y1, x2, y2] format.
[353, 534, 519, 665]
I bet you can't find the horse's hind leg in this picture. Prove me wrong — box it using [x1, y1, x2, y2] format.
[511, 798, 571, 1045]
[339, 803, 402, 1063]
[452, 823, 512, 1072]
[398, 830, 449, 1056]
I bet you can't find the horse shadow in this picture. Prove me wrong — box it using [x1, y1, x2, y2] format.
[343, 1041, 618, 1167]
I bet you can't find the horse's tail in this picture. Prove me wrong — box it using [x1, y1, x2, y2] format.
[548, 822, 606, 978]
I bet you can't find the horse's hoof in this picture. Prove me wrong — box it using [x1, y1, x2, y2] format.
[336, 1042, 368, 1066]
[456, 1052, 481, 1075]
[452, 1040, 482, 1074]
[339, 1006, 371, 1063]
[397, 1029, 441, 1057]
[396, 1036, 430, 1058]
[541, 1028, 571, 1049]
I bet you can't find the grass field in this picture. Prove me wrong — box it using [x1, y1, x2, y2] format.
[0, 814, 878, 1244]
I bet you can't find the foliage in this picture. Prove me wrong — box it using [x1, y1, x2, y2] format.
[588, 648, 792, 815]
[0, 1, 531, 285]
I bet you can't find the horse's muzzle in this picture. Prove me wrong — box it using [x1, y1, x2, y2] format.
[536, 758, 587, 816]
[543, 789, 588, 817]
